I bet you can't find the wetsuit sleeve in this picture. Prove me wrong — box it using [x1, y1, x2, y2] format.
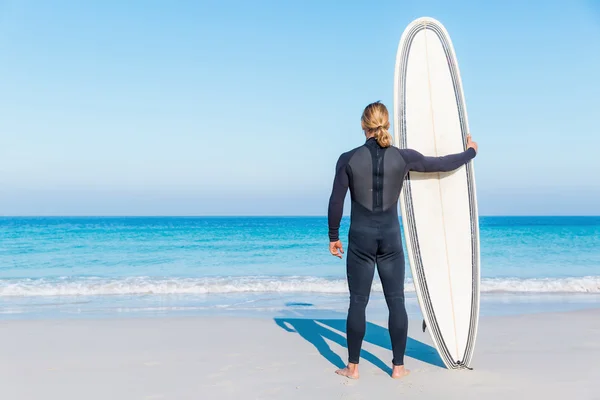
[327, 154, 350, 242]
[400, 147, 476, 173]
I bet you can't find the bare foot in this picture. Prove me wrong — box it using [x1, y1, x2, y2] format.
[391, 365, 410, 379]
[335, 363, 359, 379]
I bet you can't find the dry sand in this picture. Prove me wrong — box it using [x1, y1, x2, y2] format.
[1, 308, 599, 399]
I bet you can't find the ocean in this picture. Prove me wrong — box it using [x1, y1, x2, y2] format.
[1, 216, 599, 320]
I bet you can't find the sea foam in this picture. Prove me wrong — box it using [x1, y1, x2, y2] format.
[1, 275, 600, 296]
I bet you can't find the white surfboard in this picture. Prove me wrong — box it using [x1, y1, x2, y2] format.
[393, 17, 480, 369]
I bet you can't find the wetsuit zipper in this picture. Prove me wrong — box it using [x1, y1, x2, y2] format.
[376, 147, 382, 210]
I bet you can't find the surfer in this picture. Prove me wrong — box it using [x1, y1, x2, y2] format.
[328, 101, 477, 379]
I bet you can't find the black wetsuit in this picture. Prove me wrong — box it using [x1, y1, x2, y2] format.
[327, 137, 476, 366]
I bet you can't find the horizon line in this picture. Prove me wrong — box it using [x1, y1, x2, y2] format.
[1, 215, 599, 218]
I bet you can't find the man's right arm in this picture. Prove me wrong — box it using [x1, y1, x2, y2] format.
[400, 147, 476, 173]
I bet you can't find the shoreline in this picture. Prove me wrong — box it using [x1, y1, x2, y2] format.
[1, 308, 598, 399]
[2, 291, 600, 321]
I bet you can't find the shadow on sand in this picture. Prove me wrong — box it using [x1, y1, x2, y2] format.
[274, 309, 445, 374]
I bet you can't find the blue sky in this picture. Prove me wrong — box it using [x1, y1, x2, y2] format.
[1, 0, 599, 216]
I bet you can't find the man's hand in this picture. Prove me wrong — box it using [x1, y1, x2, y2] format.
[329, 240, 344, 259]
[466, 134, 478, 154]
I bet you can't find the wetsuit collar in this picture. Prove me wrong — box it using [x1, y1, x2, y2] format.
[365, 137, 381, 147]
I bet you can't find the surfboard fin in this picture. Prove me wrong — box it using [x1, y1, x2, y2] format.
[422, 319, 427, 332]
[457, 361, 473, 370]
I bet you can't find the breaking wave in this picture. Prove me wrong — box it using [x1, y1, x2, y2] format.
[2, 275, 600, 297]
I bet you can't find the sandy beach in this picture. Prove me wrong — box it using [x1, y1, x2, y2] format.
[1, 308, 598, 400]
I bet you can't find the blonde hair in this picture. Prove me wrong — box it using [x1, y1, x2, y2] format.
[361, 101, 392, 148]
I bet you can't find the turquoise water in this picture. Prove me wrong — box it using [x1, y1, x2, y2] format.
[1, 217, 599, 319]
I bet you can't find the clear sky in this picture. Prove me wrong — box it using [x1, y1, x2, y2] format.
[1, 0, 599, 216]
